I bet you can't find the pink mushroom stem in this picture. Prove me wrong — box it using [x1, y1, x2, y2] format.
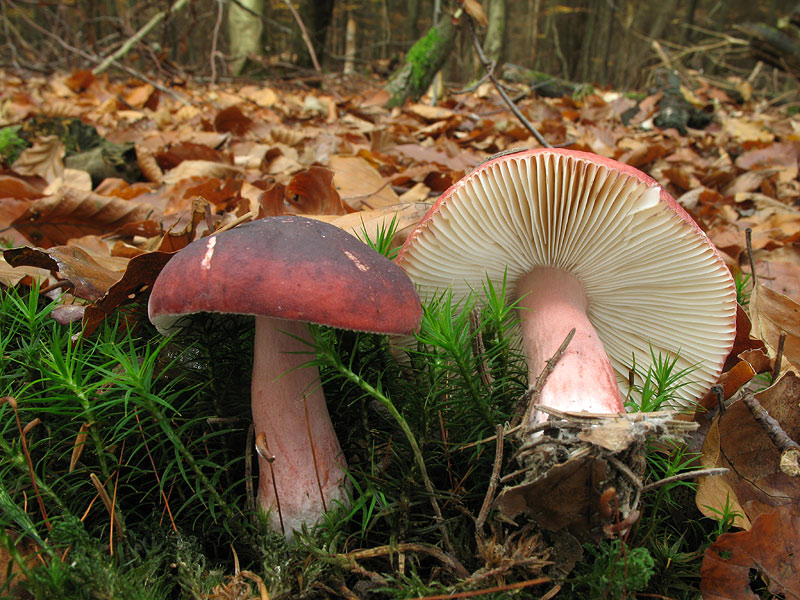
[251, 317, 349, 536]
[515, 267, 625, 425]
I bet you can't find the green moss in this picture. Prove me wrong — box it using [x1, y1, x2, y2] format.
[0, 126, 28, 165]
[406, 26, 444, 97]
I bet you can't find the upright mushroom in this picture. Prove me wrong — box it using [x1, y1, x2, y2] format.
[149, 215, 422, 537]
[396, 148, 736, 423]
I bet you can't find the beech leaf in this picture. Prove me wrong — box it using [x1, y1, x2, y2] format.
[10, 187, 157, 247]
[700, 505, 800, 599]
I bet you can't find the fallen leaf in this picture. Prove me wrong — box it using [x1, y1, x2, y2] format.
[10, 187, 156, 247]
[700, 505, 800, 599]
[11, 136, 65, 183]
[161, 160, 242, 184]
[286, 167, 348, 215]
[330, 155, 400, 210]
[696, 373, 800, 526]
[214, 105, 251, 135]
[405, 103, 456, 121]
[3, 245, 125, 301]
[81, 251, 186, 336]
[750, 281, 800, 370]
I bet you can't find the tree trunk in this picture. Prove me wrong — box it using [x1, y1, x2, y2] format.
[227, 0, 264, 75]
[343, 12, 356, 74]
[482, 0, 507, 67]
[383, 13, 457, 107]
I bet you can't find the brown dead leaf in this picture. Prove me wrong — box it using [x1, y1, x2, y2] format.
[722, 116, 775, 146]
[161, 160, 242, 185]
[44, 168, 92, 194]
[405, 103, 456, 121]
[239, 85, 278, 108]
[700, 505, 800, 600]
[3, 245, 125, 301]
[214, 105, 251, 135]
[122, 83, 154, 109]
[330, 155, 400, 210]
[0, 174, 46, 200]
[82, 250, 175, 336]
[155, 142, 224, 170]
[10, 187, 156, 247]
[135, 143, 163, 183]
[750, 280, 800, 370]
[0, 254, 51, 288]
[698, 360, 757, 411]
[0, 529, 39, 597]
[65, 69, 96, 93]
[696, 373, 800, 527]
[735, 142, 798, 184]
[286, 166, 348, 215]
[462, 0, 489, 26]
[723, 305, 767, 372]
[12, 136, 65, 183]
[496, 454, 608, 532]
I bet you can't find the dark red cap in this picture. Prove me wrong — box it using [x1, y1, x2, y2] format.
[149, 215, 422, 334]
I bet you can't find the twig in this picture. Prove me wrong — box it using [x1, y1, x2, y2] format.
[281, 0, 322, 74]
[741, 392, 800, 476]
[92, 0, 191, 74]
[209, 0, 225, 86]
[711, 383, 725, 414]
[745, 228, 758, 287]
[641, 467, 729, 492]
[407, 577, 550, 599]
[606, 455, 643, 489]
[457, 423, 522, 451]
[344, 543, 469, 579]
[476, 424, 504, 531]
[771, 332, 786, 383]
[512, 328, 576, 430]
[465, 15, 551, 148]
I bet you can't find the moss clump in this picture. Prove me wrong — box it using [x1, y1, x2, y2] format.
[406, 26, 445, 98]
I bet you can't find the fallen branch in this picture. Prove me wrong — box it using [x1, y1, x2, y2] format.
[93, 0, 191, 75]
[741, 392, 800, 476]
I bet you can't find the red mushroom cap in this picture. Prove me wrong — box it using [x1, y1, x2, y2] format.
[149, 215, 422, 334]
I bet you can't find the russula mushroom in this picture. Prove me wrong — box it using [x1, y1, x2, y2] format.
[396, 148, 736, 423]
[148, 215, 422, 537]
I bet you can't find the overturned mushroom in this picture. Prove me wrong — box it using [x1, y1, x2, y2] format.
[149, 215, 422, 537]
[396, 148, 736, 425]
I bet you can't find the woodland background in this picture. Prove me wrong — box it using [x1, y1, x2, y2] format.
[2, 0, 798, 93]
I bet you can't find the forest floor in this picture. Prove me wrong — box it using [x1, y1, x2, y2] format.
[1, 68, 800, 599]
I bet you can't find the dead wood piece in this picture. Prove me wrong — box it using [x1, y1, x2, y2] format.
[742, 392, 800, 476]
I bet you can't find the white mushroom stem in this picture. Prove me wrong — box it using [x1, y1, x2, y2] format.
[516, 267, 625, 425]
[251, 317, 349, 538]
